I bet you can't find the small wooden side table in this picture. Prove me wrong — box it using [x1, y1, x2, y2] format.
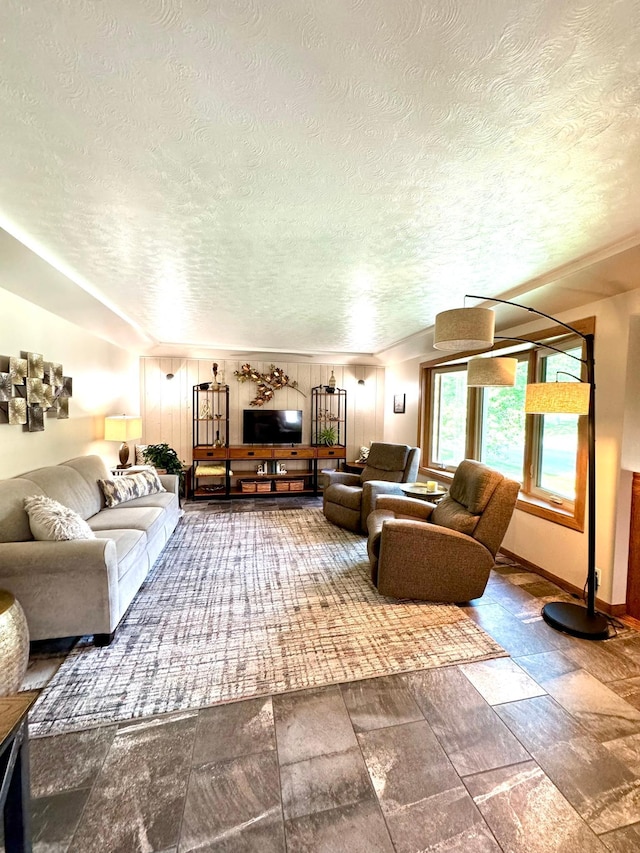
[342, 461, 367, 474]
[1, 692, 37, 853]
[400, 483, 448, 502]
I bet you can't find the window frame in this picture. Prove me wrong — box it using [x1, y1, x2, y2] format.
[418, 317, 594, 531]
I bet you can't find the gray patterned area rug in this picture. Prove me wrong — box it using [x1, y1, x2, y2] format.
[30, 507, 506, 736]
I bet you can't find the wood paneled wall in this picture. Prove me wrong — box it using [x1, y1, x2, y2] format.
[140, 358, 385, 465]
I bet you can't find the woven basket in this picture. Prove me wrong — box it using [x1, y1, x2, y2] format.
[240, 481, 257, 493]
[275, 481, 290, 492]
[256, 480, 272, 492]
[289, 481, 304, 492]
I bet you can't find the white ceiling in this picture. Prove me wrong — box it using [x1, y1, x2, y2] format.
[1, 0, 640, 361]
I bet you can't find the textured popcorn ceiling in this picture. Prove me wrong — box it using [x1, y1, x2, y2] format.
[1, 0, 640, 357]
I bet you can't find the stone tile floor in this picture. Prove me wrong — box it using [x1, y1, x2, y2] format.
[16, 501, 640, 852]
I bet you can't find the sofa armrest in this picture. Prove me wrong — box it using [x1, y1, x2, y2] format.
[0, 538, 120, 639]
[361, 481, 405, 526]
[0, 538, 117, 577]
[159, 474, 179, 494]
[374, 495, 436, 520]
[324, 470, 361, 488]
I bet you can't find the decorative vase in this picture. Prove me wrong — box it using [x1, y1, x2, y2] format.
[0, 590, 30, 696]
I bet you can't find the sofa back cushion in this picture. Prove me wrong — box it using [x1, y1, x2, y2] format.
[61, 456, 110, 516]
[448, 459, 502, 514]
[21, 456, 107, 520]
[0, 478, 45, 542]
[360, 443, 410, 484]
[430, 496, 479, 536]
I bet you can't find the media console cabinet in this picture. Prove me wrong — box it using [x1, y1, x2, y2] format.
[191, 445, 346, 499]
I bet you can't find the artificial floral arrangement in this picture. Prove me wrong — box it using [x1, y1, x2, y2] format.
[234, 363, 306, 406]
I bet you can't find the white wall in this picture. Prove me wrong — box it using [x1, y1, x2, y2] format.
[383, 357, 422, 449]
[0, 288, 139, 477]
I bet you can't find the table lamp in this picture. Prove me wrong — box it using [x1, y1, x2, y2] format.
[104, 414, 143, 469]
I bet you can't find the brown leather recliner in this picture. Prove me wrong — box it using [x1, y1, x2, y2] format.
[367, 459, 519, 602]
[323, 442, 420, 534]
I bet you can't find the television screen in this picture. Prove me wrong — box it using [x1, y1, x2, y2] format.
[243, 409, 303, 444]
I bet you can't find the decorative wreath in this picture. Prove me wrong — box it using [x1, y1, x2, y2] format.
[234, 363, 306, 407]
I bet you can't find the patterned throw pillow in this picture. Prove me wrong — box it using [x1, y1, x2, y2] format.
[135, 444, 148, 465]
[98, 469, 166, 508]
[24, 495, 96, 541]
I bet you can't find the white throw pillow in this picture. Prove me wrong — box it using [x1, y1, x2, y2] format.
[24, 495, 96, 541]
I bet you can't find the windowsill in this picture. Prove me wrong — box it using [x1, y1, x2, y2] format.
[418, 466, 584, 532]
[515, 493, 584, 531]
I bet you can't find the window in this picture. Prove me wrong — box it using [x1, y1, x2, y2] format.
[430, 367, 468, 469]
[420, 320, 592, 530]
[531, 346, 583, 506]
[478, 358, 528, 482]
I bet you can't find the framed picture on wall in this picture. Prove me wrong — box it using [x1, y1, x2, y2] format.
[393, 394, 405, 414]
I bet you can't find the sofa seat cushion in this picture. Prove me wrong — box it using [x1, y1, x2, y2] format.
[92, 528, 147, 581]
[89, 505, 165, 540]
[118, 492, 178, 511]
[324, 483, 363, 511]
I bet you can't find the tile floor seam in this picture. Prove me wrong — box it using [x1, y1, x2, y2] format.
[272, 696, 293, 853]
[173, 710, 201, 853]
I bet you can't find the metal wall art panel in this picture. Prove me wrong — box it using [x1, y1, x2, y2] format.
[9, 357, 28, 385]
[59, 376, 73, 397]
[8, 398, 27, 425]
[0, 373, 11, 401]
[45, 362, 63, 386]
[27, 404, 45, 431]
[42, 383, 55, 409]
[1, 351, 72, 430]
[26, 377, 44, 405]
[26, 352, 44, 379]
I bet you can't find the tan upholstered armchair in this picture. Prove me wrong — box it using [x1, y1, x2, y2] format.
[367, 460, 519, 602]
[323, 442, 420, 534]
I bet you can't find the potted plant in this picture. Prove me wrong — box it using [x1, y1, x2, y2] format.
[142, 443, 185, 493]
[318, 426, 338, 446]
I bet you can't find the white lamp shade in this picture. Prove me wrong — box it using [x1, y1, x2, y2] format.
[525, 382, 590, 415]
[104, 415, 143, 442]
[0, 590, 30, 696]
[467, 357, 517, 387]
[434, 307, 495, 351]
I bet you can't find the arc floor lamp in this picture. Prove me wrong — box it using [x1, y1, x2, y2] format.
[434, 295, 609, 641]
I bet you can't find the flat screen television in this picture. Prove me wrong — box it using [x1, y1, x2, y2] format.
[243, 409, 303, 445]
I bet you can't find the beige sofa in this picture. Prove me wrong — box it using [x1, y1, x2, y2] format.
[0, 455, 180, 645]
